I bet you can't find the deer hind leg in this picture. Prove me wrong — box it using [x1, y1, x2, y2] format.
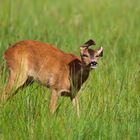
[1, 67, 28, 102]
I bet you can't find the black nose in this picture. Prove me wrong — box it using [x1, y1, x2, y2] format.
[91, 61, 97, 65]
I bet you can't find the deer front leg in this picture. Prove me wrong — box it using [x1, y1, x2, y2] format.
[49, 89, 59, 114]
[72, 96, 80, 117]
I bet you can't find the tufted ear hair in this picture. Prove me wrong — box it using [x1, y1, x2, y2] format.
[80, 39, 96, 48]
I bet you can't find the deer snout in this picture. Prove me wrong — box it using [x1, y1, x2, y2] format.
[91, 61, 98, 65]
[90, 60, 98, 69]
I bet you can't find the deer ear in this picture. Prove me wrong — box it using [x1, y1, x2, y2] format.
[80, 47, 88, 55]
[97, 47, 103, 57]
[81, 39, 96, 48]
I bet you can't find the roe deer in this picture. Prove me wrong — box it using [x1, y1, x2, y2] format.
[0, 39, 103, 116]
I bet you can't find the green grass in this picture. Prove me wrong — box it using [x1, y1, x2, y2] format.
[0, 0, 140, 139]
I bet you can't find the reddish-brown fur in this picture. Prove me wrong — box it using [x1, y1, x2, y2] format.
[1, 39, 103, 116]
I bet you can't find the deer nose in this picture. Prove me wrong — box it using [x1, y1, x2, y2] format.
[91, 61, 98, 65]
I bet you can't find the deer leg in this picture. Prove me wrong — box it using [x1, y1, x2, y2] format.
[49, 89, 59, 114]
[72, 96, 80, 117]
[1, 68, 28, 102]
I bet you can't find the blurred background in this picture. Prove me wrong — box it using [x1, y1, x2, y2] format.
[0, 0, 140, 139]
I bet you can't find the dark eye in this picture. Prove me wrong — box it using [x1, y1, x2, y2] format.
[82, 54, 88, 57]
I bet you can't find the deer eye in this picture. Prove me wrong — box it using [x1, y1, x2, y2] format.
[82, 54, 88, 57]
[96, 55, 99, 58]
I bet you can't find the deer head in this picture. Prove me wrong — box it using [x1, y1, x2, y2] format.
[80, 39, 103, 69]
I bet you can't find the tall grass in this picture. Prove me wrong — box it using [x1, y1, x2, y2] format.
[0, 0, 140, 139]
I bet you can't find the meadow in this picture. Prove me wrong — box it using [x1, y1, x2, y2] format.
[0, 0, 140, 139]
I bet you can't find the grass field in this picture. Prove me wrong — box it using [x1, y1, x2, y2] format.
[0, 0, 140, 139]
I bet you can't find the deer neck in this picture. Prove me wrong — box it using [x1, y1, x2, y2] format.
[80, 63, 90, 83]
[69, 56, 91, 90]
